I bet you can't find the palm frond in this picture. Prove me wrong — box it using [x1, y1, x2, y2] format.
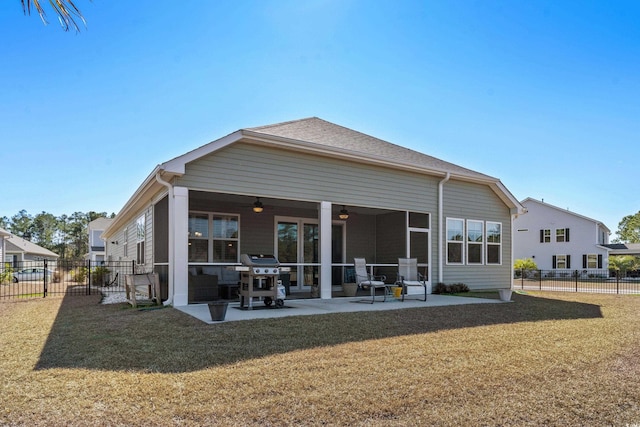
[21, 0, 86, 32]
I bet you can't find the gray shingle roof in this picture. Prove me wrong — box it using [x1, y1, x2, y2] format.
[246, 117, 494, 180]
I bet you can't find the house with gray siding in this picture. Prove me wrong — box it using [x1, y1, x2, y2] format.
[103, 117, 524, 306]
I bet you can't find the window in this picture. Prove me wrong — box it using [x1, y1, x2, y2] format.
[213, 215, 239, 263]
[553, 254, 570, 269]
[466, 220, 483, 264]
[486, 222, 502, 264]
[136, 215, 145, 265]
[540, 229, 551, 243]
[584, 254, 602, 269]
[446, 218, 464, 264]
[188, 212, 239, 263]
[556, 228, 570, 242]
[123, 227, 128, 257]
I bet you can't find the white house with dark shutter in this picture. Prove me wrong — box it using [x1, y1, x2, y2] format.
[513, 198, 611, 274]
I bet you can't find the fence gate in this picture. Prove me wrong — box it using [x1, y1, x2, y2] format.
[0, 259, 135, 300]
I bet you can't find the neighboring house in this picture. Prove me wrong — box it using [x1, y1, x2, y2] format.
[513, 198, 610, 275]
[103, 117, 524, 306]
[1, 227, 60, 267]
[603, 243, 640, 257]
[87, 217, 113, 262]
[0, 228, 11, 265]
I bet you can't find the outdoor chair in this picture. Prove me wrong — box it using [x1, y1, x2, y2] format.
[396, 258, 428, 301]
[354, 257, 388, 303]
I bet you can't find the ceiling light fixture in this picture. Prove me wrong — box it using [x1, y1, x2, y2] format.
[339, 206, 349, 220]
[253, 197, 264, 213]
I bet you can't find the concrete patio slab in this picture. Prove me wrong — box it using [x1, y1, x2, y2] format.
[175, 294, 505, 324]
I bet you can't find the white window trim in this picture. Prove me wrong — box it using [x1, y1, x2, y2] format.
[136, 214, 145, 265]
[188, 211, 240, 264]
[486, 221, 502, 265]
[446, 217, 465, 265]
[466, 219, 484, 265]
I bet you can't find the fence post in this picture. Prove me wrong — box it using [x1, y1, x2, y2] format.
[616, 272, 620, 294]
[539, 269, 542, 290]
[520, 268, 524, 289]
[87, 260, 91, 295]
[43, 259, 48, 298]
[575, 270, 578, 292]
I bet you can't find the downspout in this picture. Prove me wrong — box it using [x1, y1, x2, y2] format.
[156, 172, 174, 306]
[438, 172, 451, 284]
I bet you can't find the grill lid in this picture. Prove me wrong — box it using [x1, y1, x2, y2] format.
[240, 254, 280, 266]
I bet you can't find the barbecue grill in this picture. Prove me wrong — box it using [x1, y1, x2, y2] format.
[236, 254, 287, 309]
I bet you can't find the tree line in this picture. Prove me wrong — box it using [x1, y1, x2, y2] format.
[1, 210, 115, 261]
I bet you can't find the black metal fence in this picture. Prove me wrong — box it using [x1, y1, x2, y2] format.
[514, 269, 640, 294]
[0, 259, 136, 300]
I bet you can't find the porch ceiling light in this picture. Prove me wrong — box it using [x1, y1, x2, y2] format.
[253, 197, 264, 213]
[339, 206, 349, 220]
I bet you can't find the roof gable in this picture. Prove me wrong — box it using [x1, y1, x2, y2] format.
[4, 234, 59, 258]
[244, 117, 494, 181]
[521, 198, 610, 232]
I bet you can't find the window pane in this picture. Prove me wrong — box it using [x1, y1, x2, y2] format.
[409, 212, 429, 228]
[447, 242, 462, 263]
[447, 219, 463, 241]
[189, 214, 209, 238]
[487, 245, 500, 264]
[557, 255, 566, 269]
[188, 240, 208, 262]
[136, 215, 145, 241]
[213, 216, 238, 239]
[468, 244, 482, 263]
[278, 222, 298, 263]
[213, 240, 237, 263]
[467, 221, 483, 242]
[487, 223, 501, 243]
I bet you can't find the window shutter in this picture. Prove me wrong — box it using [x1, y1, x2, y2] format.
[552, 255, 557, 269]
[565, 228, 570, 242]
[540, 230, 544, 243]
[598, 254, 603, 269]
[582, 254, 587, 269]
[567, 255, 571, 269]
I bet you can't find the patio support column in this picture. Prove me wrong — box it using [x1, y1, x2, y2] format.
[319, 201, 332, 299]
[172, 186, 189, 306]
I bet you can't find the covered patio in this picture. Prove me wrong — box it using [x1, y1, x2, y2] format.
[154, 191, 432, 305]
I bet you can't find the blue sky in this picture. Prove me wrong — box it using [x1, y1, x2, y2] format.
[1, 1, 638, 238]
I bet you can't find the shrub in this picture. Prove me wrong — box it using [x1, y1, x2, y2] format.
[71, 266, 88, 283]
[448, 283, 469, 293]
[432, 282, 469, 294]
[433, 282, 448, 294]
[0, 266, 14, 285]
[91, 266, 110, 285]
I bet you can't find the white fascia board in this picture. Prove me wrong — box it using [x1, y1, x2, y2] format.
[104, 131, 244, 238]
[493, 181, 526, 214]
[161, 131, 244, 174]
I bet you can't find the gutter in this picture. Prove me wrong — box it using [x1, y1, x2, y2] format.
[155, 172, 174, 306]
[438, 172, 450, 284]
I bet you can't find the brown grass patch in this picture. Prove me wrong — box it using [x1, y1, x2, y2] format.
[1, 292, 639, 426]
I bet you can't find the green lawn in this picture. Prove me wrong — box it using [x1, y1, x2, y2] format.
[1, 291, 638, 426]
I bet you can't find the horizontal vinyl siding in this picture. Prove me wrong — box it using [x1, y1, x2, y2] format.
[176, 142, 440, 212]
[442, 180, 513, 289]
